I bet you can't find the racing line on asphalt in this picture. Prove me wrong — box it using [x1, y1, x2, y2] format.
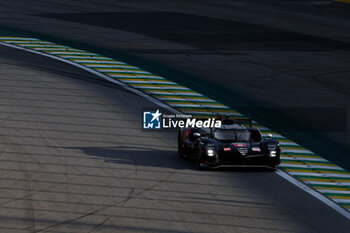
[0, 36, 349, 219]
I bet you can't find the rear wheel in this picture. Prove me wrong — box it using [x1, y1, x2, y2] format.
[178, 142, 184, 158]
[178, 132, 184, 159]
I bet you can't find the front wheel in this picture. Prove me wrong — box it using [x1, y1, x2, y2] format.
[194, 148, 202, 169]
[268, 162, 277, 170]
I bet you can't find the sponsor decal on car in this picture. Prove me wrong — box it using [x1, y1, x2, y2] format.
[233, 143, 247, 147]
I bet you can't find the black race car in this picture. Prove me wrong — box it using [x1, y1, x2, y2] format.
[178, 118, 280, 169]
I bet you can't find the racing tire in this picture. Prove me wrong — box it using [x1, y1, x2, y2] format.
[195, 148, 203, 170]
[268, 162, 277, 171]
[177, 132, 184, 159]
[178, 142, 184, 159]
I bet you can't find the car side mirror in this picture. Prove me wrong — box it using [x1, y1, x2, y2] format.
[193, 132, 201, 138]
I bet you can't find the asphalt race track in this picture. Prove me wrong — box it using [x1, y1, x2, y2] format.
[0, 35, 349, 233]
[0, 0, 350, 232]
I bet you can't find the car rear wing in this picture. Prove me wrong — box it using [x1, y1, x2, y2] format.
[233, 116, 252, 128]
[217, 114, 252, 128]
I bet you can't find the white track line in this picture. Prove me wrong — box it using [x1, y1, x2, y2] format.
[275, 169, 350, 219]
[1, 40, 349, 220]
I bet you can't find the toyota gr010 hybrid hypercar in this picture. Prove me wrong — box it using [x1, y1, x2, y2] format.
[178, 118, 281, 169]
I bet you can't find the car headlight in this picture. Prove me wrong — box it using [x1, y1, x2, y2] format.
[207, 149, 214, 156]
[269, 151, 277, 157]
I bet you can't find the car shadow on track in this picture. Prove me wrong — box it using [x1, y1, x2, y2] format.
[74, 146, 193, 170]
[74, 146, 275, 172]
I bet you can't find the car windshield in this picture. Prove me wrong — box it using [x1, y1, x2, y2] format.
[214, 129, 250, 142]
